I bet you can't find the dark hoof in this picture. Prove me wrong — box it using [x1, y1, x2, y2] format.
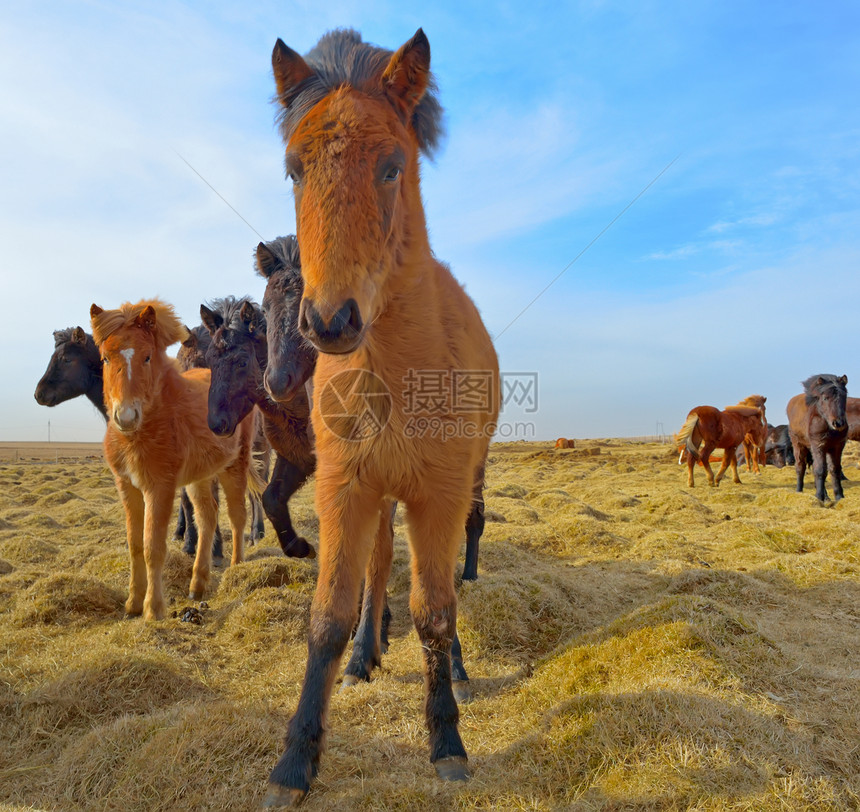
[283, 537, 316, 559]
[261, 784, 305, 809]
[452, 679, 471, 704]
[188, 590, 204, 601]
[434, 755, 470, 782]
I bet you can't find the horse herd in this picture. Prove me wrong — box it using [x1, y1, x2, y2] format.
[676, 373, 856, 503]
[33, 28, 499, 807]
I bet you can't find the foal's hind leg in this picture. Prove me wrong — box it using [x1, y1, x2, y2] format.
[342, 498, 396, 687]
[187, 477, 219, 601]
[700, 442, 718, 486]
[219, 465, 249, 567]
[404, 493, 471, 782]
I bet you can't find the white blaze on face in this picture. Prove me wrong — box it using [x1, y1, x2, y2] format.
[120, 348, 135, 381]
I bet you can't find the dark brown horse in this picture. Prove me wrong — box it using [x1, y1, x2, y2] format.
[845, 396, 860, 443]
[787, 374, 848, 502]
[200, 296, 316, 559]
[254, 236, 478, 695]
[764, 424, 796, 468]
[177, 324, 267, 550]
[676, 399, 767, 487]
[265, 30, 499, 803]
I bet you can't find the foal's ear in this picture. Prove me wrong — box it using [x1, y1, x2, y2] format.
[134, 305, 157, 333]
[90, 304, 103, 319]
[382, 29, 431, 118]
[255, 242, 283, 279]
[71, 326, 87, 345]
[272, 39, 314, 108]
[200, 304, 222, 335]
[239, 300, 264, 335]
[180, 325, 197, 349]
[839, 374, 848, 386]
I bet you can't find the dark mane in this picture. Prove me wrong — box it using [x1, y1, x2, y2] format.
[803, 373, 847, 406]
[204, 296, 263, 350]
[275, 28, 444, 158]
[255, 236, 302, 280]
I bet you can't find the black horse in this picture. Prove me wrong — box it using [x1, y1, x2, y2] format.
[787, 374, 849, 502]
[764, 424, 796, 468]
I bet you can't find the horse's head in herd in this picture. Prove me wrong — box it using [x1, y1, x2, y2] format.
[804, 374, 848, 432]
[271, 28, 443, 355]
[90, 299, 187, 434]
[176, 325, 213, 372]
[255, 236, 316, 402]
[34, 327, 102, 411]
[200, 296, 267, 437]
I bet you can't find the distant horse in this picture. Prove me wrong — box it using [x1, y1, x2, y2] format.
[265, 30, 499, 802]
[764, 424, 795, 468]
[255, 235, 480, 689]
[200, 296, 316, 559]
[787, 374, 848, 502]
[846, 397, 860, 443]
[176, 325, 267, 550]
[734, 394, 767, 469]
[554, 438, 575, 449]
[34, 326, 211, 557]
[90, 299, 261, 620]
[676, 399, 767, 487]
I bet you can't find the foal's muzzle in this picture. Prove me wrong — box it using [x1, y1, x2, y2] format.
[299, 297, 363, 355]
[112, 404, 141, 433]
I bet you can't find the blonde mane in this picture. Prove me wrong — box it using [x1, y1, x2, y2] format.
[91, 299, 188, 352]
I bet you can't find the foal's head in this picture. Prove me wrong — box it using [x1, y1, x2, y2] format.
[271, 28, 443, 354]
[200, 297, 267, 436]
[803, 374, 848, 432]
[34, 327, 102, 409]
[90, 299, 187, 433]
[255, 236, 316, 401]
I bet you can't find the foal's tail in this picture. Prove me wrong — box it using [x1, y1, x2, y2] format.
[675, 413, 700, 459]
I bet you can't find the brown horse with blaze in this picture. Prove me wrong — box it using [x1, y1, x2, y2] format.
[264, 28, 499, 806]
[90, 299, 260, 621]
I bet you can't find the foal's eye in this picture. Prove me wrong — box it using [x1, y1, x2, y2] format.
[102, 357, 109, 365]
[144, 356, 151, 363]
[383, 166, 401, 183]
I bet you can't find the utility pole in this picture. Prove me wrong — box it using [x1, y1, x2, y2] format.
[48, 420, 51, 443]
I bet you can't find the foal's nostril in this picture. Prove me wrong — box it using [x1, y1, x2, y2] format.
[342, 299, 363, 336]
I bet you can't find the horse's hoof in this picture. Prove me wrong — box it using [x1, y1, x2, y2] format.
[452, 679, 471, 704]
[340, 673, 363, 691]
[261, 784, 305, 809]
[434, 755, 470, 782]
[188, 590, 204, 601]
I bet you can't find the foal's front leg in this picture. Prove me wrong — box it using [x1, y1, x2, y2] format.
[266, 481, 382, 806]
[405, 495, 471, 782]
[115, 476, 145, 616]
[142, 483, 177, 620]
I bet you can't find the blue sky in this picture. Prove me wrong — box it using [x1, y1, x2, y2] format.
[2, 1, 859, 442]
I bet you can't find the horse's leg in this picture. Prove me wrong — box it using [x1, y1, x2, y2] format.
[829, 440, 846, 502]
[263, 453, 314, 558]
[249, 493, 266, 543]
[142, 483, 176, 620]
[342, 498, 396, 687]
[700, 442, 718, 486]
[266, 482, 383, 804]
[729, 446, 742, 483]
[174, 487, 188, 542]
[462, 475, 484, 582]
[211, 480, 224, 560]
[791, 434, 808, 492]
[219, 466, 249, 567]
[115, 476, 146, 616]
[179, 488, 198, 556]
[187, 477, 219, 600]
[810, 443, 829, 502]
[404, 493, 471, 782]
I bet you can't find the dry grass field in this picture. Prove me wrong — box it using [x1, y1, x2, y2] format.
[1, 439, 859, 811]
